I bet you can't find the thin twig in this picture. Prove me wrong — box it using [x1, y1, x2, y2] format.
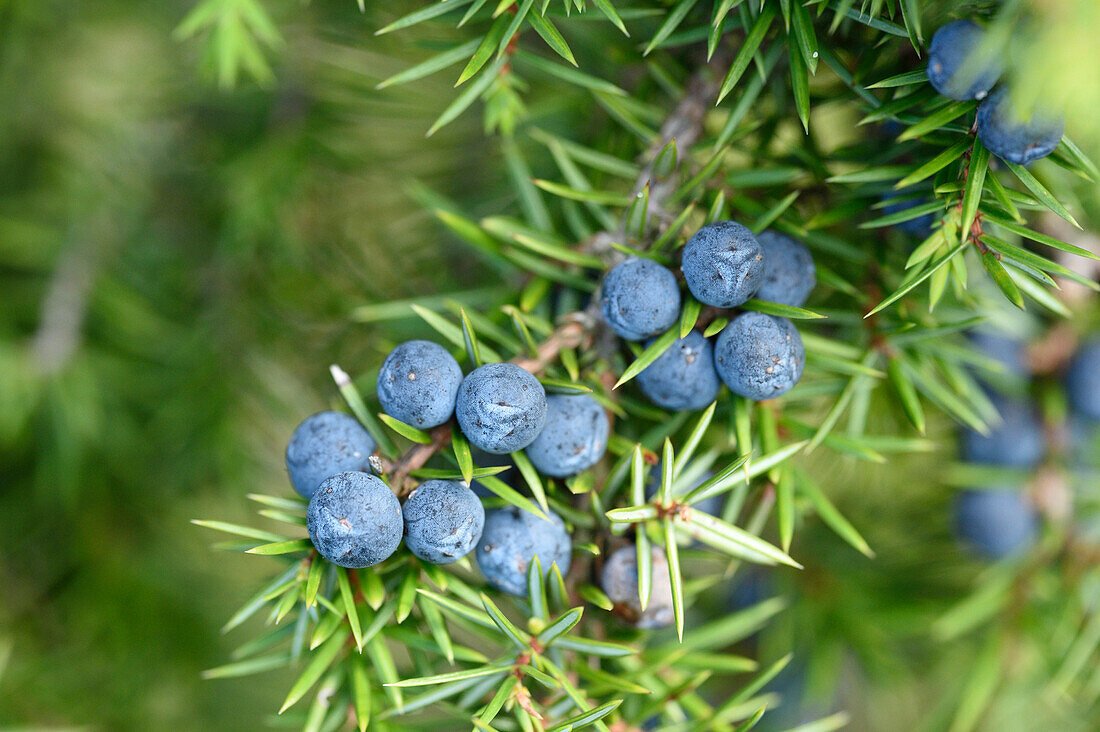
[32, 240, 103, 374]
[637, 65, 724, 223]
[581, 53, 728, 262]
[511, 320, 589, 372]
[380, 422, 452, 494]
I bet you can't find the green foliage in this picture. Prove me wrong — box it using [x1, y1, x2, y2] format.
[175, 0, 283, 88]
[186, 0, 1100, 728]
[6, 0, 1100, 730]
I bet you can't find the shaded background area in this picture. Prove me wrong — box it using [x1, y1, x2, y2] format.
[0, 1, 511, 727]
[1, 1, 1097, 731]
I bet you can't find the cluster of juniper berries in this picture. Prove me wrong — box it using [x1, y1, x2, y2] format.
[284, 218, 817, 625]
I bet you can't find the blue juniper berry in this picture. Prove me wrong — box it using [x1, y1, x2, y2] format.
[286, 411, 375, 499]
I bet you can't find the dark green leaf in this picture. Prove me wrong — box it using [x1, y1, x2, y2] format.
[539, 378, 593, 394]
[653, 138, 678, 178]
[837, 4, 908, 36]
[895, 138, 970, 188]
[865, 240, 968, 317]
[896, 101, 973, 141]
[279, 629, 348, 713]
[827, 165, 911, 184]
[795, 468, 875, 558]
[527, 10, 576, 65]
[861, 200, 943, 229]
[790, 0, 819, 75]
[386, 663, 512, 688]
[336, 567, 364, 651]
[192, 519, 286, 543]
[679, 296, 702, 338]
[538, 607, 584, 645]
[532, 178, 632, 206]
[350, 657, 372, 732]
[750, 190, 800, 233]
[683, 509, 803, 568]
[980, 250, 1025, 309]
[614, 327, 680, 388]
[717, 5, 776, 105]
[887, 357, 925, 434]
[428, 56, 505, 137]
[377, 40, 480, 89]
[331, 366, 398, 459]
[593, 0, 630, 35]
[866, 69, 928, 89]
[415, 588, 495, 629]
[510, 449, 549, 514]
[741, 298, 825, 319]
[375, 0, 475, 35]
[644, 0, 701, 55]
[546, 699, 624, 732]
[477, 475, 550, 521]
[652, 202, 695, 252]
[1003, 161, 1082, 228]
[959, 139, 989, 245]
[246, 538, 313, 556]
[378, 413, 433, 444]
[497, 0, 535, 57]
[982, 212, 1097, 259]
[663, 518, 685, 640]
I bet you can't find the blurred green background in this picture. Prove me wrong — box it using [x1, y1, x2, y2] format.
[0, 1, 509, 728]
[1, 1, 1097, 730]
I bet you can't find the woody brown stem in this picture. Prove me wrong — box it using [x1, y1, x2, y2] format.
[580, 53, 729, 262]
[511, 320, 589, 372]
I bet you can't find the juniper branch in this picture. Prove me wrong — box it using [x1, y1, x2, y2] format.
[582, 53, 728, 263]
[379, 64, 728, 491]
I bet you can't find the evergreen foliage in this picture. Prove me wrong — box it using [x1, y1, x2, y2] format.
[5, 0, 1100, 730]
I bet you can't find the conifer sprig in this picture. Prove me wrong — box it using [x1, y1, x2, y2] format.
[181, 1, 1100, 730]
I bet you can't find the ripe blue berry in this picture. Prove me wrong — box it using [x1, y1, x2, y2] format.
[977, 86, 1064, 165]
[960, 392, 1045, 468]
[879, 191, 936, 236]
[1066, 338, 1100, 421]
[970, 330, 1028, 379]
[714, 313, 805, 401]
[681, 221, 765, 308]
[306, 471, 402, 568]
[599, 258, 681, 341]
[456, 362, 547, 455]
[476, 506, 571, 596]
[637, 331, 721, 411]
[754, 231, 815, 307]
[926, 20, 1002, 101]
[524, 394, 610, 478]
[954, 488, 1037, 559]
[286, 411, 375, 499]
[402, 479, 484, 565]
[727, 568, 772, 612]
[600, 545, 674, 630]
[1068, 413, 1100, 470]
[377, 340, 463, 429]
